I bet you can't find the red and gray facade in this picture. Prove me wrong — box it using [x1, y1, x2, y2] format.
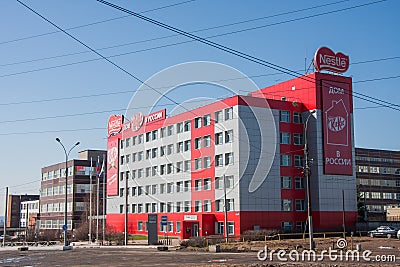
[106, 72, 357, 238]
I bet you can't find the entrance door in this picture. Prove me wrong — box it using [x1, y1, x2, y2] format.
[192, 223, 199, 237]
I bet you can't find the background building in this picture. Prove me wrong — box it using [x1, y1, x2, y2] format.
[355, 147, 400, 221]
[39, 150, 106, 236]
[20, 199, 40, 229]
[106, 71, 357, 238]
[6, 194, 39, 228]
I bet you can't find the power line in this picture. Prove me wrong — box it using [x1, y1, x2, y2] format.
[1, 0, 351, 68]
[0, 0, 196, 46]
[95, 0, 400, 112]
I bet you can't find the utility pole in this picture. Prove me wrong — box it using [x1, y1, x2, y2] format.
[304, 111, 315, 250]
[96, 156, 100, 244]
[342, 190, 346, 237]
[223, 174, 228, 243]
[89, 158, 93, 244]
[3, 187, 8, 247]
[124, 170, 128, 246]
[102, 153, 106, 245]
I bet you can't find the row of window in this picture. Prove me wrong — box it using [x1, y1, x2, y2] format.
[279, 111, 304, 124]
[358, 178, 400, 187]
[120, 154, 234, 180]
[41, 168, 73, 181]
[281, 176, 305, 189]
[280, 154, 304, 167]
[40, 185, 72, 197]
[41, 202, 73, 213]
[134, 220, 235, 235]
[121, 108, 234, 148]
[359, 191, 400, 200]
[281, 199, 306, 212]
[356, 156, 400, 164]
[120, 130, 234, 165]
[20, 202, 39, 211]
[120, 176, 235, 197]
[357, 165, 400, 175]
[119, 198, 234, 214]
[39, 220, 72, 230]
[279, 132, 304, 145]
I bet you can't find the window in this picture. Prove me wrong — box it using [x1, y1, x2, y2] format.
[160, 127, 166, 138]
[146, 132, 151, 142]
[138, 151, 143, 161]
[282, 222, 293, 232]
[152, 130, 158, 140]
[126, 154, 130, 163]
[295, 200, 305, 211]
[294, 155, 304, 167]
[160, 146, 166, 156]
[184, 180, 191, 192]
[132, 187, 136, 196]
[159, 203, 165, 213]
[215, 132, 223, 145]
[215, 200, 223, 212]
[216, 222, 224, 234]
[225, 107, 233, 120]
[160, 184, 165, 194]
[194, 117, 202, 128]
[176, 162, 182, 173]
[160, 165, 166, 175]
[126, 138, 130, 147]
[282, 199, 292, 211]
[167, 163, 173, 174]
[152, 148, 158, 158]
[293, 112, 303, 124]
[204, 200, 211, 212]
[146, 149, 151, 159]
[280, 154, 291, 166]
[138, 221, 143, 231]
[184, 120, 191, 131]
[215, 111, 223, 123]
[176, 182, 183, 193]
[226, 199, 234, 211]
[150, 166, 157, 176]
[203, 135, 211, 147]
[177, 122, 183, 133]
[204, 178, 211, 190]
[132, 136, 137, 145]
[177, 142, 183, 153]
[280, 110, 290, 122]
[225, 153, 233, 165]
[167, 183, 174, 194]
[120, 156, 125, 165]
[152, 203, 157, 213]
[120, 140, 124, 149]
[281, 176, 292, 189]
[293, 133, 304, 145]
[184, 201, 191, 212]
[176, 222, 181, 233]
[138, 134, 143, 144]
[167, 144, 174, 155]
[215, 154, 223, 167]
[184, 140, 191, 151]
[225, 130, 233, 143]
[145, 203, 150, 213]
[167, 125, 174, 136]
[152, 184, 157, 195]
[120, 172, 124, 181]
[195, 200, 202, 212]
[167, 202, 173, 212]
[194, 179, 202, 191]
[194, 137, 201, 149]
[195, 158, 202, 170]
[203, 114, 211, 126]
[119, 205, 124, 214]
[168, 222, 173, 233]
[145, 167, 151, 177]
[280, 132, 291, 144]
[176, 201, 182, 212]
[137, 169, 143, 178]
[184, 160, 191, 172]
[227, 222, 234, 235]
[204, 157, 211, 169]
[295, 177, 305, 189]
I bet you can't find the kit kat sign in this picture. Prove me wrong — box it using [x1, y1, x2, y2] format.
[314, 47, 349, 74]
[322, 80, 353, 175]
[108, 115, 124, 137]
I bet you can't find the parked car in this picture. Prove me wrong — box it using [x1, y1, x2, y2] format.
[368, 226, 398, 238]
[397, 229, 400, 239]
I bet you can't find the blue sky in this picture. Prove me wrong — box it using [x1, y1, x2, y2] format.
[0, 0, 399, 213]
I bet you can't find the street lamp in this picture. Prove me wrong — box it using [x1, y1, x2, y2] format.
[304, 110, 316, 251]
[56, 138, 80, 250]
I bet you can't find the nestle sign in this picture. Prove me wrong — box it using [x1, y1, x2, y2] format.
[108, 115, 124, 136]
[314, 47, 349, 74]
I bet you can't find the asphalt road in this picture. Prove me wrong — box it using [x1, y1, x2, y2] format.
[1, 237, 399, 267]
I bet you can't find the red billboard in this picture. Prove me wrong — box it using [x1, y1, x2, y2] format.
[108, 115, 124, 137]
[106, 135, 119, 196]
[321, 80, 353, 175]
[314, 47, 349, 74]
